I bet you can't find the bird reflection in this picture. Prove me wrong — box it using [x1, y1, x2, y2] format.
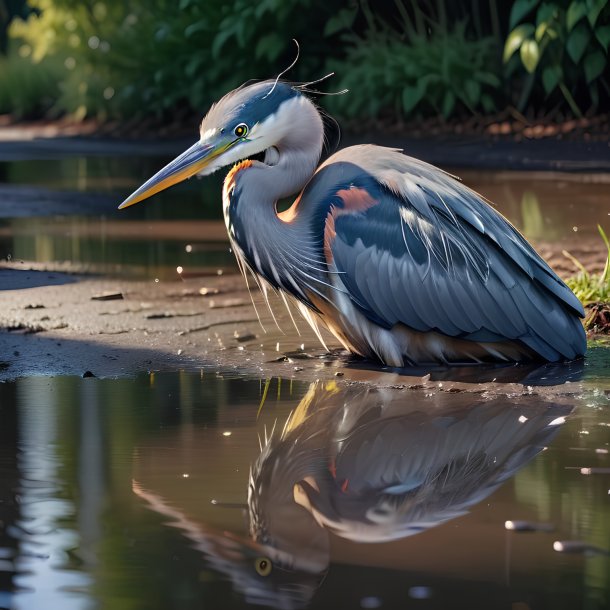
[251, 382, 570, 545]
[134, 380, 571, 609]
[132, 479, 326, 610]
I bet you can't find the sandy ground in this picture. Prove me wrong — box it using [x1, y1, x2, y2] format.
[0, 254, 597, 395]
[0, 265, 316, 379]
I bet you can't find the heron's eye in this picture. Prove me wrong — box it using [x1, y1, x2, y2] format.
[234, 123, 248, 138]
[254, 557, 272, 577]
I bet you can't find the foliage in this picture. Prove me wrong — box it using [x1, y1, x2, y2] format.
[8, 0, 344, 119]
[0, 44, 61, 116]
[564, 225, 610, 305]
[330, 20, 501, 120]
[3, 1, 608, 122]
[503, 0, 610, 116]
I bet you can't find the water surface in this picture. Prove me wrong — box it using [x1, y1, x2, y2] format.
[0, 359, 609, 610]
[1, 157, 609, 280]
[1, 152, 610, 610]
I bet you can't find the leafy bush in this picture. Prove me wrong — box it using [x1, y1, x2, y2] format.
[8, 0, 344, 119]
[331, 20, 502, 119]
[0, 45, 62, 117]
[503, 0, 610, 115]
[4, 0, 607, 123]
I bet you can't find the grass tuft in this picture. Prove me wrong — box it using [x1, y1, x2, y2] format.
[564, 225, 610, 306]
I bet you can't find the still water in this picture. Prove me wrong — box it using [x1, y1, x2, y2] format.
[1, 156, 610, 280]
[1, 154, 610, 609]
[0, 363, 609, 610]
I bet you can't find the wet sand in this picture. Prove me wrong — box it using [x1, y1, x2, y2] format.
[0, 249, 597, 393]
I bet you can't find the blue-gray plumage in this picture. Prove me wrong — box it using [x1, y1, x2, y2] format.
[119, 79, 586, 366]
[252, 381, 571, 543]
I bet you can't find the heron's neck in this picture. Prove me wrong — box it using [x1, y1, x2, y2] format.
[223, 96, 327, 297]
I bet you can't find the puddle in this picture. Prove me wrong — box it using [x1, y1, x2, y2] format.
[0, 369, 608, 610]
[1, 158, 610, 281]
[1, 150, 610, 608]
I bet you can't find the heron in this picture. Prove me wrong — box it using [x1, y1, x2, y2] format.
[119, 78, 586, 366]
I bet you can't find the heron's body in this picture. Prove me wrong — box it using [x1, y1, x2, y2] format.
[120, 80, 586, 366]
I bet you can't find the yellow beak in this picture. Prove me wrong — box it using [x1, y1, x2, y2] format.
[118, 140, 228, 209]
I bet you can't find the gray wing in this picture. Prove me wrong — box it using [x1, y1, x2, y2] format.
[322, 145, 586, 361]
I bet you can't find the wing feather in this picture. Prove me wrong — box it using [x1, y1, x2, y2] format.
[313, 145, 585, 361]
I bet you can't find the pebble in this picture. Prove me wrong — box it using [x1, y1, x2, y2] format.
[91, 292, 124, 301]
[505, 520, 554, 532]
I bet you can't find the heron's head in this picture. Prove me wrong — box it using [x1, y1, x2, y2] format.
[119, 80, 317, 209]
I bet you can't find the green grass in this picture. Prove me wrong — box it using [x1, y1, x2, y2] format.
[564, 225, 610, 306]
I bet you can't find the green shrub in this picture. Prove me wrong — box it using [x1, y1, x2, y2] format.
[0, 45, 62, 117]
[8, 0, 345, 119]
[330, 20, 502, 119]
[503, 0, 610, 115]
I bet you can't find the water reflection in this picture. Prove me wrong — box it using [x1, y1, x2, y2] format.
[1, 159, 609, 281]
[256, 382, 570, 543]
[0, 372, 608, 610]
[134, 380, 574, 609]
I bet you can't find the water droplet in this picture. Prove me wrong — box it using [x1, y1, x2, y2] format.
[360, 597, 382, 609]
[409, 587, 432, 599]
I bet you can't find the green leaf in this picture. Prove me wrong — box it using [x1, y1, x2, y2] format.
[586, 0, 607, 26]
[441, 90, 455, 118]
[323, 7, 357, 36]
[480, 93, 496, 113]
[566, 22, 591, 63]
[596, 24, 610, 50]
[584, 50, 606, 82]
[520, 39, 541, 72]
[402, 83, 425, 113]
[475, 71, 501, 87]
[464, 79, 481, 105]
[255, 32, 284, 61]
[537, 2, 557, 26]
[545, 26, 559, 39]
[542, 65, 560, 92]
[509, 0, 539, 29]
[503, 24, 535, 63]
[184, 20, 207, 38]
[535, 21, 548, 41]
[567, 1, 588, 31]
[211, 27, 235, 59]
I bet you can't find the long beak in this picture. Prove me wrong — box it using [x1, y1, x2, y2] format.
[118, 140, 226, 209]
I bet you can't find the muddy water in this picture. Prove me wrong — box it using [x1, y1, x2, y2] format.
[0, 362, 609, 610]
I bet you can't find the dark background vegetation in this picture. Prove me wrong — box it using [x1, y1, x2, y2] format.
[0, 0, 609, 126]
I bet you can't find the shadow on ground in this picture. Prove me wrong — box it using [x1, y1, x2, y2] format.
[0, 268, 78, 290]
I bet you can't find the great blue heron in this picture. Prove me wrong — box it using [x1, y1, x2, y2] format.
[119, 79, 586, 366]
